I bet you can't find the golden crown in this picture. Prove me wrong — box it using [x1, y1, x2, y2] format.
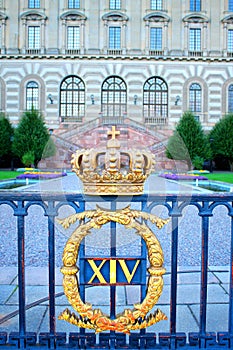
[71, 126, 155, 195]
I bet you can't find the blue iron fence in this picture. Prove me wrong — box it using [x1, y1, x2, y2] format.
[0, 191, 233, 349]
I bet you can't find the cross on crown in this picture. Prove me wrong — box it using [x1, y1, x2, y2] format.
[107, 126, 120, 140]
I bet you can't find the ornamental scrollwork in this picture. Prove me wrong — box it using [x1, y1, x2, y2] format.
[58, 206, 169, 334]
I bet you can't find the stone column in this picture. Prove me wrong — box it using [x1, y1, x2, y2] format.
[80, 19, 85, 54]
[202, 22, 207, 56]
[184, 21, 189, 56]
[223, 22, 228, 57]
[1, 18, 5, 53]
[164, 21, 168, 55]
[23, 18, 27, 54]
[41, 19, 45, 54]
[145, 20, 149, 55]
[61, 19, 66, 54]
[122, 20, 127, 54]
[103, 20, 108, 54]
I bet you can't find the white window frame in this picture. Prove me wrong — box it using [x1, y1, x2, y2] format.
[28, 0, 40, 9]
[109, 0, 121, 10]
[60, 12, 86, 55]
[102, 12, 128, 55]
[21, 12, 47, 55]
[26, 81, 39, 111]
[68, 0, 80, 9]
[150, 0, 163, 10]
[67, 26, 80, 53]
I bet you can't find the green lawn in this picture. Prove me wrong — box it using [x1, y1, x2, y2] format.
[205, 172, 233, 184]
[0, 171, 24, 180]
[1, 169, 233, 184]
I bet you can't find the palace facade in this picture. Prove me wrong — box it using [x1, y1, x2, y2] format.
[0, 0, 233, 133]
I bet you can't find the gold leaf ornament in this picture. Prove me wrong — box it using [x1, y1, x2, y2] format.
[58, 206, 169, 334]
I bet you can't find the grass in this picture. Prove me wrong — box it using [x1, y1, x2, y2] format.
[1, 169, 233, 184]
[205, 172, 233, 184]
[0, 171, 24, 180]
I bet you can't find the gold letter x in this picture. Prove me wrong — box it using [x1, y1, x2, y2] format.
[88, 259, 107, 284]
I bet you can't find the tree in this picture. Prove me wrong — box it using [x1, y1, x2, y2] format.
[209, 113, 233, 171]
[12, 109, 55, 168]
[0, 113, 14, 160]
[166, 111, 211, 170]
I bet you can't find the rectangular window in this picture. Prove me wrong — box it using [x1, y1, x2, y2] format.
[109, 0, 121, 9]
[28, 0, 40, 8]
[229, 0, 233, 11]
[0, 0, 3, 8]
[189, 28, 201, 51]
[228, 30, 233, 52]
[150, 27, 162, 50]
[190, 0, 201, 11]
[67, 26, 80, 49]
[28, 26, 40, 49]
[109, 27, 121, 49]
[150, 0, 162, 10]
[68, 0, 80, 8]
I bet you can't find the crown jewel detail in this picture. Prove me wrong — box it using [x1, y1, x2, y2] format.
[71, 126, 155, 195]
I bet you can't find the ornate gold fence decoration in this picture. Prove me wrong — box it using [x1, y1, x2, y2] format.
[58, 206, 169, 334]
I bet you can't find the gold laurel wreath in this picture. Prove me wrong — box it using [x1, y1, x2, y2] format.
[57, 206, 169, 334]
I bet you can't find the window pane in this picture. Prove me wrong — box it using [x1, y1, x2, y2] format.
[229, 0, 233, 11]
[150, 0, 162, 10]
[150, 27, 162, 50]
[109, 0, 121, 9]
[189, 28, 201, 51]
[109, 27, 121, 49]
[189, 83, 201, 112]
[28, 26, 40, 49]
[228, 30, 233, 52]
[68, 0, 80, 8]
[60, 76, 85, 119]
[67, 27, 80, 49]
[143, 77, 168, 119]
[101, 76, 127, 118]
[28, 0, 40, 8]
[26, 81, 39, 110]
[190, 0, 201, 11]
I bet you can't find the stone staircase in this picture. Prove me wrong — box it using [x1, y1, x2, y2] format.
[39, 118, 177, 171]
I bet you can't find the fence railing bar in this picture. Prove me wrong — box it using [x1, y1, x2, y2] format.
[139, 200, 147, 348]
[199, 212, 210, 347]
[48, 212, 56, 340]
[229, 214, 233, 344]
[16, 202, 26, 345]
[77, 201, 86, 347]
[170, 214, 179, 344]
[110, 202, 117, 349]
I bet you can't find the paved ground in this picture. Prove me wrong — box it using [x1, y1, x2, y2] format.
[0, 265, 230, 335]
[0, 174, 232, 335]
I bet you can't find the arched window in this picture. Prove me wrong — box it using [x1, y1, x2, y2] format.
[101, 76, 127, 118]
[26, 81, 39, 110]
[228, 84, 233, 112]
[60, 76, 85, 122]
[143, 77, 168, 124]
[189, 83, 201, 112]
